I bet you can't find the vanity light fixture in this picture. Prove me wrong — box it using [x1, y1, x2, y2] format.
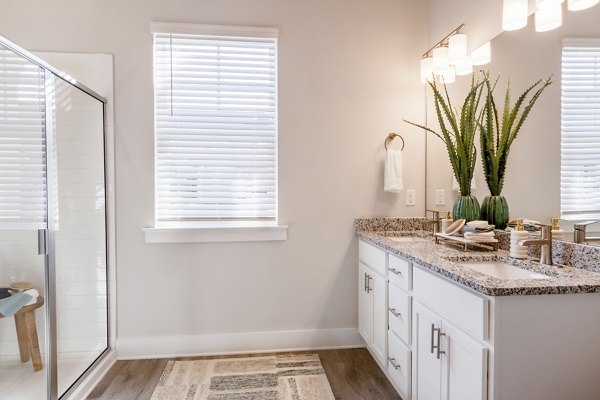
[420, 24, 468, 85]
[535, 2, 563, 31]
[502, 0, 529, 31]
[432, 46, 450, 75]
[420, 57, 434, 83]
[454, 56, 474, 76]
[448, 33, 468, 64]
[567, 0, 600, 10]
[471, 42, 491, 66]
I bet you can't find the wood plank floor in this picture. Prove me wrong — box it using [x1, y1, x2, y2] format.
[88, 348, 402, 400]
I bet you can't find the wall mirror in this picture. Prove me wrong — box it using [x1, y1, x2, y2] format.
[424, 5, 600, 244]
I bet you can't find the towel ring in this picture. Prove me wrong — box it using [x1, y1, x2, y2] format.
[384, 133, 405, 151]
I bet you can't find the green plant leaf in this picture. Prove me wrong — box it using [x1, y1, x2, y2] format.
[479, 74, 552, 196]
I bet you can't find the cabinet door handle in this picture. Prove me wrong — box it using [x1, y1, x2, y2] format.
[388, 307, 401, 318]
[434, 328, 446, 359]
[388, 357, 401, 370]
[366, 275, 372, 293]
[364, 273, 368, 292]
[389, 268, 402, 276]
[430, 324, 436, 354]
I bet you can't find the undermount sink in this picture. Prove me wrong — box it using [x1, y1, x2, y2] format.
[459, 261, 551, 280]
[387, 236, 429, 243]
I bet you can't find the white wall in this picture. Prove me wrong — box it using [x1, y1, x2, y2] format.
[0, 0, 428, 356]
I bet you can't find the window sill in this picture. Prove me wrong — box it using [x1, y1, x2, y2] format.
[143, 225, 288, 244]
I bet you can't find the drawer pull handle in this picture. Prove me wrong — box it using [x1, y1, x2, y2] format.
[388, 357, 401, 370]
[432, 326, 446, 359]
[436, 330, 446, 359]
[430, 324, 435, 354]
[388, 268, 402, 276]
[388, 307, 401, 318]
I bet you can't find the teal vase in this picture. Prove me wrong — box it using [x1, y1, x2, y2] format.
[453, 195, 481, 222]
[481, 195, 509, 229]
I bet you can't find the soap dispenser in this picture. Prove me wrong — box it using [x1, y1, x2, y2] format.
[551, 218, 565, 239]
[510, 219, 529, 259]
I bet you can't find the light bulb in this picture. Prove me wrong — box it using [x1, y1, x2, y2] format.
[438, 68, 456, 84]
[448, 34, 468, 64]
[420, 57, 434, 83]
[567, 0, 599, 10]
[432, 47, 450, 76]
[536, 3, 562, 32]
[503, 0, 529, 31]
[454, 56, 474, 76]
[471, 42, 491, 66]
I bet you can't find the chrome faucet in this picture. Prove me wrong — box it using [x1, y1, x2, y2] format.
[574, 221, 598, 244]
[424, 209, 441, 234]
[518, 224, 554, 266]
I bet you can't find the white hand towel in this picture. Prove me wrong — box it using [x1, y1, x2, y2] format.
[23, 289, 39, 306]
[384, 149, 404, 193]
[452, 174, 476, 191]
[464, 231, 496, 241]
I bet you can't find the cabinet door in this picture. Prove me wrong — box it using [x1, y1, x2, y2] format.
[413, 302, 443, 400]
[441, 320, 487, 400]
[370, 270, 387, 366]
[358, 262, 372, 344]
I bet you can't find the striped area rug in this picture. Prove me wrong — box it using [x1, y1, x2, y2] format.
[150, 353, 336, 400]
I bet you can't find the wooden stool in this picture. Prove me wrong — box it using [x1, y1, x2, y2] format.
[0, 296, 45, 371]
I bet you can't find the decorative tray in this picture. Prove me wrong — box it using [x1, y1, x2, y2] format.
[434, 232, 499, 252]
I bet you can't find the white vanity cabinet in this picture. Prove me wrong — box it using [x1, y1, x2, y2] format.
[412, 266, 488, 400]
[359, 236, 600, 400]
[413, 301, 487, 400]
[358, 240, 387, 366]
[359, 239, 487, 400]
[359, 240, 413, 399]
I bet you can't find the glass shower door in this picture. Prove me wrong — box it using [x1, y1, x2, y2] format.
[50, 76, 108, 397]
[0, 44, 49, 400]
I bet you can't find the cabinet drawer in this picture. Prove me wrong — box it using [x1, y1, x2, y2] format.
[388, 283, 411, 345]
[413, 267, 488, 340]
[359, 240, 386, 276]
[388, 254, 412, 291]
[387, 329, 411, 399]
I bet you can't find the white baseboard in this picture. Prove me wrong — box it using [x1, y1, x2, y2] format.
[116, 328, 364, 360]
[66, 349, 116, 400]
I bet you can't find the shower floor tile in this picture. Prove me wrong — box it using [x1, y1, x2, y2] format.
[0, 352, 100, 399]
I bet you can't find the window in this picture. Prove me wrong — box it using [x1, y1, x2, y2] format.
[152, 23, 278, 228]
[0, 46, 47, 229]
[561, 39, 600, 219]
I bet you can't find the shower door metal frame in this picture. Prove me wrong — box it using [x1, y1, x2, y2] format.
[0, 33, 111, 400]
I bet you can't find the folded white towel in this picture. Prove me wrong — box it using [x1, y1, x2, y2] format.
[384, 149, 404, 193]
[23, 289, 39, 306]
[452, 174, 476, 191]
[464, 231, 496, 241]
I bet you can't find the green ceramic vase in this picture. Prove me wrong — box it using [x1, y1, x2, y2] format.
[452, 195, 481, 222]
[480, 195, 509, 230]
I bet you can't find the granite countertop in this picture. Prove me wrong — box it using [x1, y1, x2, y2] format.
[358, 230, 600, 296]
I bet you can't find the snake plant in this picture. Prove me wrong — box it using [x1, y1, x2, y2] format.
[405, 77, 485, 196]
[479, 75, 552, 196]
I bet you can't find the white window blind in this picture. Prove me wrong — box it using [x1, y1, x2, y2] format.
[0, 46, 46, 228]
[153, 29, 278, 225]
[561, 41, 600, 218]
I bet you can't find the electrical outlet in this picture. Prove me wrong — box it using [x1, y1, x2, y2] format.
[435, 189, 446, 206]
[406, 190, 416, 206]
